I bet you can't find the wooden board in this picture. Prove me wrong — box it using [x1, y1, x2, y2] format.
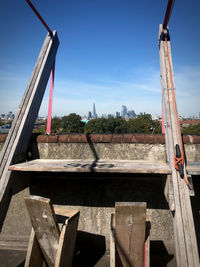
[0, 31, 59, 230]
[159, 24, 199, 267]
[25, 204, 80, 267]
[8, 159, 172, 174]
[24, 228, 43, 267]
[110, 212, 150, 267]
[115, 202, 146, 267]
[110, 213, 115, 267]
[24, 195, 60, 267]
[55, 211, 79, 267]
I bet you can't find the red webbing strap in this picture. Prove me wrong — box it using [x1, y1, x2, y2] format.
[46, 61, 55, 135]
[163, 0, 175, 29]
[25, 0, 52, 35]
[26, 0, 55, 134]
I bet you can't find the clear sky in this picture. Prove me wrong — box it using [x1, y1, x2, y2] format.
[0, 0, 199, 118]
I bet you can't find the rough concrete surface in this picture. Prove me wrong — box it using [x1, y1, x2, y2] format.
[0, 137, 199, 266]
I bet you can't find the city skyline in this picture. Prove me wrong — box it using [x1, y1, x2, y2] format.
[2, 103, 200, 122]
[0, 1, 200, 117]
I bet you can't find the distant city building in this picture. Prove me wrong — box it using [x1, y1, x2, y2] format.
[88, 111, 92, 120]
[116, 112, 120, 118]
[0, 112, 15, 121]
[121, 105, 127, 118]
[93, 103, 97, 119]
[128, 110, 136, 119]
[1, 114, 5, 119]
[7, 111, 14, 120]
[121, 106, 136, 119]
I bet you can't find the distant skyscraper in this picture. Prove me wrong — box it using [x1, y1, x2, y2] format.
[121, 105, 127, 118]
[128, 110, 136, 119]
[88, 111, 92, 120]
[93, 103, 97, 119]
[116, 112, 120, 118]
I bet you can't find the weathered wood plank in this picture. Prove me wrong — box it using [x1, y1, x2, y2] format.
[24, 228, 43, 267]
[8, 159, 172, 174]
[159, 24, 199, 267]
[115, 202, 146, 267]
[0, 31, 59, 231]
[110, 213, 115, 267]
[55, 211, 79, 267]
[24, 195, 60, 267]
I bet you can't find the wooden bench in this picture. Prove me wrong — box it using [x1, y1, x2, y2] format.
[24, 195, 79, 267]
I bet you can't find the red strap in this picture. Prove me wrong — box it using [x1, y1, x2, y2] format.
[163, 0, 175, 29]
[26, 0, 52, 35]
[46, 61, 55, 135]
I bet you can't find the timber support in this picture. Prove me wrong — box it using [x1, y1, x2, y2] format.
[159, 23, 199, 266]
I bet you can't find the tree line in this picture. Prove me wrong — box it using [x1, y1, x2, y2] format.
[35, 113, 162, 134]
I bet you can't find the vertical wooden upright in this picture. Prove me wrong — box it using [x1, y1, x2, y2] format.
[115, 202, 146, 267]
[0, 31, 59, 230]
[159, 24, 199, 267]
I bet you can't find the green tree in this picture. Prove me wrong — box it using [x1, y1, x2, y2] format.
[181, 123, 200, 135]
[84, 117, 128, 134]
[127, 114, 161, 134]
[62, 113, 84, 133]
[105, 117, 128, 133]
[0, 120, 5, 126]
[84, 118, 107, 133]
[51, 117, 62, 133]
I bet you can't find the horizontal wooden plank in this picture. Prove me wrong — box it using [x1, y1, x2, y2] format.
[8, 159, 172, 174]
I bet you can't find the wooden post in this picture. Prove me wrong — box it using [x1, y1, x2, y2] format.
[0, 31, 59, 230]
[159, 24, 199, 267]
[115, 202, 146, 267]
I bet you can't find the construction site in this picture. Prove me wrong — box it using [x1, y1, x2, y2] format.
[0, 0, 199, 266]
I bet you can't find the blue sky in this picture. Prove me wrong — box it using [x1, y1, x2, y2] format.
[0, 0, 199, 117]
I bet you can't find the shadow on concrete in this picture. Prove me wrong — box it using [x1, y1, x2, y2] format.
[30, 174, 169, 210]
[150, 241, 174, 267]
[17, 260, 25, 267]
[72, 231, 106, 267]
[190, 176, 200, 255]
[86, 133, 99, 172]
[0, 249, 26, 267]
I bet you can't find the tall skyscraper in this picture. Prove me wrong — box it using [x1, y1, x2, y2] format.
[121, 105, 127, 118]
[93, 103, 97, 119]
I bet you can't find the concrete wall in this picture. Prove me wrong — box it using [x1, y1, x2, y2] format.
[0, 133, 200, 266]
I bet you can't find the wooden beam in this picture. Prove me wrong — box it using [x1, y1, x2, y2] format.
[0, 31, 59, 230]
[159, 24, 199, 267]
[110, 213, 115, 267]
[115, 202, 146, 267]
[8, 159, 172, 174]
